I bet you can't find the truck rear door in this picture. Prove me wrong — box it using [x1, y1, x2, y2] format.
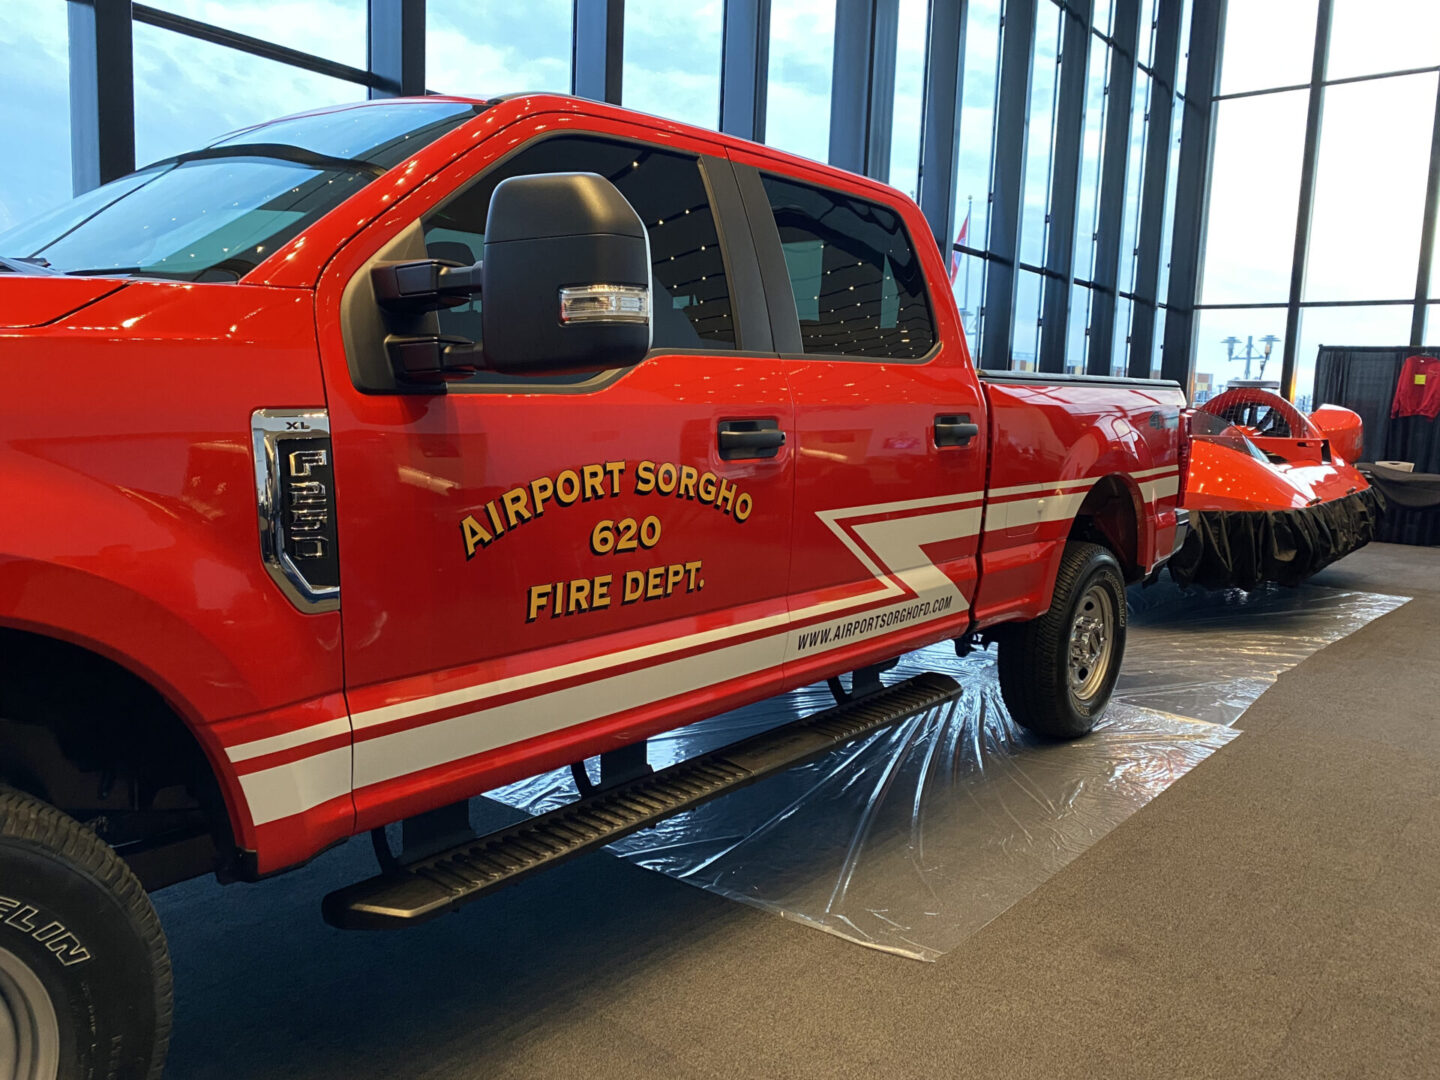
[315, 122, 795, 829]
[729, 154, 988, 686]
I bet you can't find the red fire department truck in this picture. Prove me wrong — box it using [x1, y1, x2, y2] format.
[0, 94, 1185, 1078]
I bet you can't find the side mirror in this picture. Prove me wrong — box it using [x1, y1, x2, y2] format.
[481, 172, 652, 376]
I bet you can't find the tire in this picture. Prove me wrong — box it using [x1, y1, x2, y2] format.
[997, 541, 1127, 739]
[0, 787, 171, 1080]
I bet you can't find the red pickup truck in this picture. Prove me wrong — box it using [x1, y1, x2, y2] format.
[0, 94, 1185, 1079]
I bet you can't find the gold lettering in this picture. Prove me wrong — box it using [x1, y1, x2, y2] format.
[646, 566, 666, 599]
[581, 463, 606, 501]
[623, 569, 645, 603]
[526, 584, 552, 622]
[460, 515, 492, 559]
[501, 487, 532, 528]
[678, 465, 698, 500]
[604, 460, 625, 496]
[556, 469, 581, 505]
[697, 471, 718, 503]
[593, 574, 612, 609]
[568, 578, 592, 613]
[656, 462, 678, 494]
[734, 492, 753, 523]
[715, 478, 737, 515]
[530, 475, 554, 515]
[635, 460, 656, 495]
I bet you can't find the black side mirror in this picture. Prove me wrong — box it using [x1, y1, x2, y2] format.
[481, 172, 652, 375]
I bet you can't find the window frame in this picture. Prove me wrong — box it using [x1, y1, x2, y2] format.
[414, 128, 765, 361]
[732, 160, 942, 366]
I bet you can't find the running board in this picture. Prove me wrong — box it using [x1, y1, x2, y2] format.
[322, 672, 960, 930]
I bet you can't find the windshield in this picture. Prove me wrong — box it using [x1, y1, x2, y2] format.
[0, 100, 482, 282]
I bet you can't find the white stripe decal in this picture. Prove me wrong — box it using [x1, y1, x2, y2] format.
[348, 488, 986, 733]
[227, 718, 352, 763]
[1141, 476, 1180, 501]
[240, 746, 351, 826]
[232, 465, 1180, 823]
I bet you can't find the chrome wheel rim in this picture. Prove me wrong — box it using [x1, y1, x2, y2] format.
[0, 947, 60, 1080]
[1067, 583, 1115, 704]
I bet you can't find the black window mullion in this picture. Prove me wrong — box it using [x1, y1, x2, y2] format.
[1411, 73, 1440, 346]
[573, 0, 624, 104]
[1039, 0, 1093, 373]
[367, 0, 425, 98]
[918, 0, 970, 253]
[720, 0, 771, 142]
[68, 0, 135, 193]
[1279, 0, 1333, 401]
[980, 0, 1039, 371]
[1086, 0, 1138, 375]
[1161, 0, 1225, 386]
[1126, 0, 1180, 377]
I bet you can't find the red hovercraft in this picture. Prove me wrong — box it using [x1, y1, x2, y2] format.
[1169, 383, 1385, 589]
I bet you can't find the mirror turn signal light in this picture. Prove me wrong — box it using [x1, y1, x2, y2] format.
[559, 284, 650, 325]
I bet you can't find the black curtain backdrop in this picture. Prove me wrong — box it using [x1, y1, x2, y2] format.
[1314, 345, 1440, 545]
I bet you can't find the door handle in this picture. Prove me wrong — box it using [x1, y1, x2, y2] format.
[934, 414, 980, 448]
[717, 419, 786, 461]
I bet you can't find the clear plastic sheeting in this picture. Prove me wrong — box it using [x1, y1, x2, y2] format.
[487, 582, 1406, 961]
[1118, 580, 1408, 726]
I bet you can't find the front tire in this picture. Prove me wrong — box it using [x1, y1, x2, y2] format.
[0, 787, 172, 1080]
[997, 541, 1127, 739]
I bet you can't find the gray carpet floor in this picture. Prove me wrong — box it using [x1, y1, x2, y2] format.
[156, 542, 1440, 1080]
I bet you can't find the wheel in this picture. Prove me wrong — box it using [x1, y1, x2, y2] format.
[0, 787, 172, 1080]
[997, 541, 1127, 739]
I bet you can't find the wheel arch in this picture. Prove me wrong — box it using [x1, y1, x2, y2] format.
[1068, 473, 1148, 583]
[0, 623, 242, 890]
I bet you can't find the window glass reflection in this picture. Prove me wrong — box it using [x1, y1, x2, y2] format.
[1219, 0, 1318, 95]
[428, 0, 572, 95]
[133, 23, 361, 167]
[1304, 73, 1437, 303]
[140, 0, 367, 68]
[623, 0, 723, 129]
[1199, 91, 1309, 305]
[0, 0, 70, 231]
[766, 0, 836, 162]
[888, 0, 929, 199]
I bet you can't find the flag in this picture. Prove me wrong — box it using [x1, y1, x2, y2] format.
[948, 208, 970, 283]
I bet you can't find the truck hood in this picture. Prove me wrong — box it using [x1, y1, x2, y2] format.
[0, 276, 128, 328]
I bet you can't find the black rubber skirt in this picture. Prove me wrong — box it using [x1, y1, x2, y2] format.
[1169, 487, 1387, 590]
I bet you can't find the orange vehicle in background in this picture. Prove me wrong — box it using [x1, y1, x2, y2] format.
[1170, 384, 1384, 589]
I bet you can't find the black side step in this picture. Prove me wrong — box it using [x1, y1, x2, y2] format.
[322, 671, 960, 930]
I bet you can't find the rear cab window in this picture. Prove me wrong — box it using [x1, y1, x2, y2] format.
[757, 173, 936, 360]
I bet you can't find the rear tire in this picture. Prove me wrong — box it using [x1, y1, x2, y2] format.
[997, 541, 1127, 739]
[0, 787, 171, 1080]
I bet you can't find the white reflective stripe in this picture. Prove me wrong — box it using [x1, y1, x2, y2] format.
[986, 476, 1098, 499]
[241, 466, 1180, 789]
[239, 746, 351, 826]
[1141, 476, 1181, 501]
[983, 489, 1093, 532]
[1132, 465, 1180, 479]
[354, 634, 782, 789]
[226, 718, 352, 763]
[350, 489, 986, 733]
[354, 501, 984, 789]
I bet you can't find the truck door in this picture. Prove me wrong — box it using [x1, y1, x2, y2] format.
[316, 125, 794, 828]
[729, 156, 988, 686]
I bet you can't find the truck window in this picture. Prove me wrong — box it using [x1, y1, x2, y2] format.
[422, 135, 736, 351]
[758, 174, 935, 359]
[0, 101, 482, 282]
